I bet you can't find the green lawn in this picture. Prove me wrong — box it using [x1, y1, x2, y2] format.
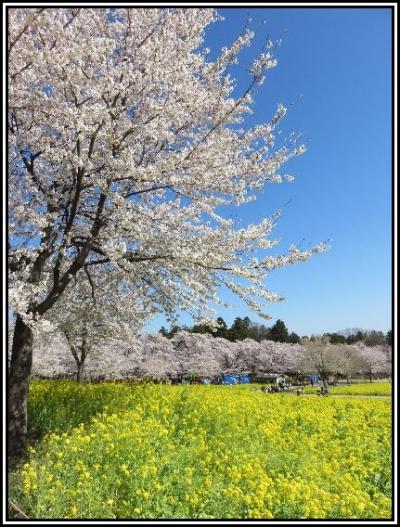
[303, 382, 391, 396]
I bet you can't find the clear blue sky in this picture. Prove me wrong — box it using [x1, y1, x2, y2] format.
[146, 7, 392, 337]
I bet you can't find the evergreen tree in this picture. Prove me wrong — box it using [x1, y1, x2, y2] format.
[248, 322, 270, 342]
[228, 317, 251, 341]
[325, 333, 346, 344]
[160, 325, 182, 339]
[159, 326, 169, 338]
[364, 330, 386, 347]
[268, 319, 290, 343]
[215, 317, 228, 339]
[289, 332, 300, 344]
[191, 324, 214, 335]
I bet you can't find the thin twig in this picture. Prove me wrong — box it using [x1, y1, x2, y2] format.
[9, 500, 29, 519]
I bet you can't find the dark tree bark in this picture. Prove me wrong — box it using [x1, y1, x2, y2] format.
[76, 361, 85, 383]
[8, 314, 33, 459]
[68, 339, 89, 384]
[321, 374, 329, 391]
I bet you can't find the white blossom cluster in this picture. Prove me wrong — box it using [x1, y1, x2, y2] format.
[251, 52, 278, 84]
[9, 8, 327, 331]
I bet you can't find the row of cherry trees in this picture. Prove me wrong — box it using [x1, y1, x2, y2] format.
[28, 330, 391, 384]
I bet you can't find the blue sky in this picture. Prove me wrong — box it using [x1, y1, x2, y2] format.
[148, 8, 392, 336]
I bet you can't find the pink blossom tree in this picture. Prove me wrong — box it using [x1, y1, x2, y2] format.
[234, 338, 264, 374]
[171, 332, 223, 377]
[329, 344, 365, 384]
[42, 270, 149, 381]
[265, 341, 305, 376]
[31, 333, 76, 379]
[356, 343, 391, 382]
[137, 334, 180, 380]
[298, 337, 340, 390]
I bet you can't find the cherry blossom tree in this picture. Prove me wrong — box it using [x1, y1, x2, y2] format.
[171, 332, 223, 377]
[356, 343, 391, 382]
[8, 8, 327, 457]
[298, 337, 340, 390]
[328, 344, 365, 384]
[234, 338, 264, 374]
[264, 340, 305, 376]
[42, 270, 149, 381]
[31, 332, 76, 379]
[137, 334, 180, 380]
[216, 338, 241, 374]
[31, 333, 136, 380]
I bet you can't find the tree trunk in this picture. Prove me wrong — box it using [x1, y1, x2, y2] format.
[8, 314, 33, 459]
[76, 361, 84, 383]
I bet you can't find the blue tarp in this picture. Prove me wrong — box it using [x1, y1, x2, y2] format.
[220, 375, 238, 384]
[306, 374, 320, 382]
[219, 374, 250, 384]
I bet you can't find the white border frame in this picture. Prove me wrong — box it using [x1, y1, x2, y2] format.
[2, 2, 397, 525]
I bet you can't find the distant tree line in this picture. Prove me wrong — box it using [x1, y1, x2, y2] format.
[321, 329, 392, 347]
[160, 319, 392, 347]
[160, 318, 300, 343]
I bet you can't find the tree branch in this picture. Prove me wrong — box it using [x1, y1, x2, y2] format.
[84, 266, 96, 303]
[8, 500, 29, 519]
[124, 185, 169, 198]
[8, 9, 45, 53]
[84, 258, 110, 267]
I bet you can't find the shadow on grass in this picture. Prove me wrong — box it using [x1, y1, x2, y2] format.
[26, 379, 144, 443]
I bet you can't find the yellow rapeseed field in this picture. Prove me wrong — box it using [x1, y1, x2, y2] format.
[19, 382, 391, 519]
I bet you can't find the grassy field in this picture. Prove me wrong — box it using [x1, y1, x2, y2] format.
[9, 381, 392, 520]
[303, 382, 391, 396]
